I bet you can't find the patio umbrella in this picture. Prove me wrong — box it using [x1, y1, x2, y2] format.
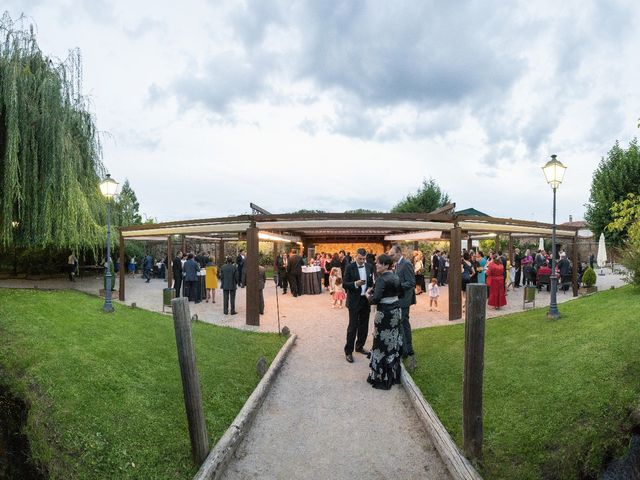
[596, 233, 607, 274]
[539, 237, 545, 251]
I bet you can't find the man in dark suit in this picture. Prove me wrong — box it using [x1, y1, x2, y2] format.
[172, 250, 183, 296]
[389, 245, 417, 362]
[431, 250, 440, 282]
[183, 253, 200, 301]
[343, 248, 374, 363]
[338, 250, 348, 276]
[143, 253, 153, 283]
[276, 252, 288, 294]
[236, 250, 245, 287]
[437, 251, 446, 286]
[286, 249, 303, 297]
[513, 248, 522, 288]
[219, 256, 238, 315]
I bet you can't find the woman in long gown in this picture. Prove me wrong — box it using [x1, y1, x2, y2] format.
[487, 255, 507, 309]
[366, 254, 404, 390]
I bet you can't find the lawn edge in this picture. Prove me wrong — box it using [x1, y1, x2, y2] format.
[193, 333, 297, 480]
[401, 364, 483, 480]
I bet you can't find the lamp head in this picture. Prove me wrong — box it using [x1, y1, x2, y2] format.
[99, 174, 119, 199]
[542, 154, 567, 189]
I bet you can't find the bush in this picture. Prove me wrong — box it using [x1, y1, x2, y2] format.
[619, 242, 640, 287]
[582, 267, 597, 287]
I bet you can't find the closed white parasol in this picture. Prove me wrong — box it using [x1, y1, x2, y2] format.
[539, 237, 545, 251]
[596, 232, 607, 273]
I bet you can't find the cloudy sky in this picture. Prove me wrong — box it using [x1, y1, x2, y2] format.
[6, 0, 640, 223]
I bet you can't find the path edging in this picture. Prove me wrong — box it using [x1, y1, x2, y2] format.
[193, 333, 297, 480]
[401, 364, 483, 480]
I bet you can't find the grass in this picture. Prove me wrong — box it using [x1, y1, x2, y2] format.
[0, 288, 286, 479]
[410, 286, 640, 479]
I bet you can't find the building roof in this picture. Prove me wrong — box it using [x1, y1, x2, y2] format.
[455, 207, 490, 217]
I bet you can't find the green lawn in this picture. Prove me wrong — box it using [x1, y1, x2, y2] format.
[410, 286, 640, 480]
[0, 289, 286, 479]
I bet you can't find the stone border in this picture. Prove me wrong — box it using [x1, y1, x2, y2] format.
[401, 365, 483, 480]
[193, 333, 297, 480]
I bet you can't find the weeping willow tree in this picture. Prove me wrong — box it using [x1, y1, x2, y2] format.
[0, 13, 107, 253]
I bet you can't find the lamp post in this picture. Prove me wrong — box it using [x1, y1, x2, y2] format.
[99, 174, 119, 313]
[542, 155, 567, 320]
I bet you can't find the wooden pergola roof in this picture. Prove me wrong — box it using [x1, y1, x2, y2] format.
[117, 212, 581, 325]
[120, 212, 580, 240]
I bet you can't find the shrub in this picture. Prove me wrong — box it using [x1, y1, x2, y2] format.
[582, 267, 597, 287]
[618, 242, 640, 287]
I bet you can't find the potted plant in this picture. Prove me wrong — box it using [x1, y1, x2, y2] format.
[580, 266, 597, 294]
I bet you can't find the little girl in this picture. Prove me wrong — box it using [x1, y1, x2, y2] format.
[329, 267, 341, 295]
[428, 277, 439, 311]
[332, 277, 346, 308]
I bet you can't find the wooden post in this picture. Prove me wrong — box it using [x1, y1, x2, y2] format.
[171, 297, 209, 464]
[119, 232, 126, 301]
[572, 233, 579, 297]
[508, 234, 514, 264]
[494, 234, 500, 253]
[246, 224, 260, 326]
[182, 235, 187, 254]
[167, 235, 173, 288]
[466, 237, 472, 252]
[448, 226, 462, 321]
[463, 283, 487, 462]
[217, 240, 225, 269]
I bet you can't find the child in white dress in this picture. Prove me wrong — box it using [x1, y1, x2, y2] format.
[428, 277, 439, 311]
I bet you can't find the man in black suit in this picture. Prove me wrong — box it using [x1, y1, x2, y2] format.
[389, 245, 417, 363]
[183, 253, 200, 302]
[513, 248, 522, 288]
[286, 249, 303, 297]
[219, 256, 238, 315]
[431, 250, 440, 282]
[172, 250, 183, 296]
[143, 253, 153, 283]
[343, 248, 374, 363]
[236, 250, 245, 287]
[338, 250, 348, 276]
[276, 252, 288, 294]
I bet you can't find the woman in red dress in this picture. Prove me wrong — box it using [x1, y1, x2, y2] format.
[486, 254, 507, 309]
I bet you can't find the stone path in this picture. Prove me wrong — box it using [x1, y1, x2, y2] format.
[0, 270, 627, 479]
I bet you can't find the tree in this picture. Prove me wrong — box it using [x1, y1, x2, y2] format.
[289, 209, 327, 214]
[607, 193, 640, 286]
[0, 14, 106, 252]
[344, 208, 382, 214]
[113, 180, 142, 226]
[585, 139, 640, 245]
[391, 178, 451, 213]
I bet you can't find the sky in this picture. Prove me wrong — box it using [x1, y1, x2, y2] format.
[5, 0, 640, 224]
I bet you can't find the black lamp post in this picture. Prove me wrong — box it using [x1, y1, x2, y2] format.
[99, 174, 119, 313]
[542, 155, 567, 320]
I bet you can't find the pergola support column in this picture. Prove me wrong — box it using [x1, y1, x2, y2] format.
[508, 234, 514, 263]
[182, 235, 186, 254]
[449, 226, 462, 321]
[572, 233, 579, 297]
[245, 225, 260, 326]
[167, 235, 173, 288]
[119, 232, 126, 301]
[466, 237, 472, 252]
[217, 240, 225, 268]
[495, 234, 501, 253]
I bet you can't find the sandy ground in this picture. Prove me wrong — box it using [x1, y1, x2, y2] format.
[0, 270, 626, 479]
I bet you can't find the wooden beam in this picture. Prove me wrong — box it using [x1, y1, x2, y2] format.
[245, 225, 260, 326]
[167, 235, 173, 288]
[448, 226, 462, 321]
[119, 232, 126, 301]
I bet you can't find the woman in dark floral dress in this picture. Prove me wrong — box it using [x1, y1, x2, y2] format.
[366, 254, 404, 390]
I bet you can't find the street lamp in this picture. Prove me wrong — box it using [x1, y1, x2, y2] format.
[99, 173, 119, 313]
[542, 154, 567, 320]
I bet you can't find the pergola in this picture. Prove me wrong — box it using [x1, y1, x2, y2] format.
[118, 211, 581, 325]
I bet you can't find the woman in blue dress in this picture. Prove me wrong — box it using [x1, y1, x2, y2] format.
[477, 251, 487, 284]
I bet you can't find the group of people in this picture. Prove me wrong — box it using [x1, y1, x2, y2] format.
[169, 249, 265, 316]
